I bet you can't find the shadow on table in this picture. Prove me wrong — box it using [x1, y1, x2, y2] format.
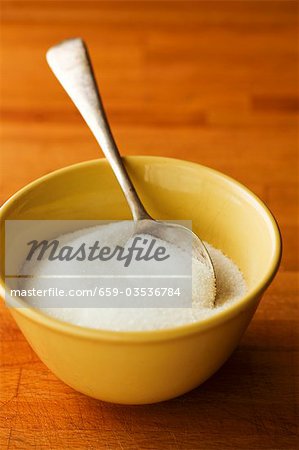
[89, 321, 297, 449]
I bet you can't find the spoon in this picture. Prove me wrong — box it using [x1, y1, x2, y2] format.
[46, 38, 216, 304]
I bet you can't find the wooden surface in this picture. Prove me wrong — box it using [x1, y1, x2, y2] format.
[0, 1, 298, 449]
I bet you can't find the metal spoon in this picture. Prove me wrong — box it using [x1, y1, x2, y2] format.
[46, 38, 216, 303]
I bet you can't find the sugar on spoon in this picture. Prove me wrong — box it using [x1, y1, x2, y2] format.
[46, 38, 216, 304]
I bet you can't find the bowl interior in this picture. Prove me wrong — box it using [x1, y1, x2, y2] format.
[1, 156, 280, 298]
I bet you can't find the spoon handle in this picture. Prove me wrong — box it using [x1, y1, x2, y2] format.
[46, 38, 150, 221]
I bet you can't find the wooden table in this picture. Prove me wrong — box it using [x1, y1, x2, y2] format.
[1, 1, 298, 449]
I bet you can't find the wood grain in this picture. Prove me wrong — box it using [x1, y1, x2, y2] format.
[0, 1, 298, 449]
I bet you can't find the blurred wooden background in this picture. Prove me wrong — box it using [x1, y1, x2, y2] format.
[0, 1, 298, 449]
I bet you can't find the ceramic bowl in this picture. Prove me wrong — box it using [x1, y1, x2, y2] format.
[0, 156, 281, 404]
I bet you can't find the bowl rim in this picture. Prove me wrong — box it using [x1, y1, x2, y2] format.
[0, 155, 282, 342]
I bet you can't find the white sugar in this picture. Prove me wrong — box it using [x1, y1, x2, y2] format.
[21, 222, 247, 331]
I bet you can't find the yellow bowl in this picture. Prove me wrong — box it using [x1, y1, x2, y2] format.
[0, 156, 281, 404]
